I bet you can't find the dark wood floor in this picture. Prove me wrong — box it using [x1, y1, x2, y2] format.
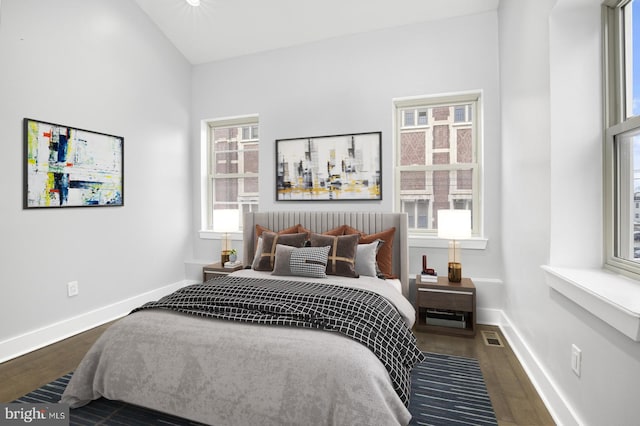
[416, 325, 555, 426]
[0, 322, 114, 403]
[0, 322, 554, 425]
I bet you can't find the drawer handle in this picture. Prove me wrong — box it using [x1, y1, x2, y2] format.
[418, 288, 474, 296]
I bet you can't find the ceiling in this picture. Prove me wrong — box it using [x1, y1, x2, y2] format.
[133, 0, 499, 65]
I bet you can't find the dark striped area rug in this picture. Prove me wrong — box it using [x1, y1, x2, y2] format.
[409, 352, 498, 426]
[13, 374, 205, 426]
[14, 352, 497, 426]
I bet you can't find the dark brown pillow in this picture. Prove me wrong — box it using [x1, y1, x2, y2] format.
[254, 224, 309, 257]
[309, 233, 360, 278]
[344, 226, 396, 279]
[254, 232, 307, 271]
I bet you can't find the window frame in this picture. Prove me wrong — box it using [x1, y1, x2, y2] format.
[393, 92, 482, 237]
[602, 0, 640, 278]
[204, 115, 259, 232]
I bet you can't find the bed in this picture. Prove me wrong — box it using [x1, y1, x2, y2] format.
[61, 211, 421, 425]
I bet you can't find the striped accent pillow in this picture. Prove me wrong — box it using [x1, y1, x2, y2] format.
[272, 245, 331, 278]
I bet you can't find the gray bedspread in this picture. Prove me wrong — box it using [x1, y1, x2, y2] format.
[61, 272, 419, 425]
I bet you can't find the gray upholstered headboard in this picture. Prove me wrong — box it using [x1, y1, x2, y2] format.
[243, 211, 409, 297]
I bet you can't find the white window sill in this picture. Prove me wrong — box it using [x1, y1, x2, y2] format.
[541, 265, 640, 341]
[199, 230, 243, 240]
[408, 235, 488, 250]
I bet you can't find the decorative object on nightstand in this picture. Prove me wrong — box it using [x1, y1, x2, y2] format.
[420, 254, 437, 282]
[203, 262, 244, 282]
[223, 252, 242, 269]
[414, 275, 476, 337]
[437, 209, 471, 283]
[213, 209, 240, 265]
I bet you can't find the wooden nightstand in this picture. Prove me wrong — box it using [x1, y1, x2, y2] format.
[414, 275, 476, 337]
[203, 262, 244, 282]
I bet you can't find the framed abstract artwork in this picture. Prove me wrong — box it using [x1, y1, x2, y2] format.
[23, 118, 124, 208]
[276, 131, 382, 201]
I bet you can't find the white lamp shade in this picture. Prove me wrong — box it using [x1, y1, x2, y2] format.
[437, 209, 471, 240]
[212, 209, 240, 233]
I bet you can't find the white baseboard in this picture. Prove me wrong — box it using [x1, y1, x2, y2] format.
[476, 307, 504, 325]
[495, 310, 584, 426]
[0, 279, 199, 364]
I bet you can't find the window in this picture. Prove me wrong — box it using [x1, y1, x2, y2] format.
[604, 0, 640, 275]
[454, 105, 472, 123]
[394, 93, 481, 234]
[241, 125, 258, 141]
[402, 108, 428, 127]
[206, 116, 259, 231]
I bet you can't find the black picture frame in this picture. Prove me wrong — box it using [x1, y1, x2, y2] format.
[276, 131, 382, 201]
[23, 118, 124, 208]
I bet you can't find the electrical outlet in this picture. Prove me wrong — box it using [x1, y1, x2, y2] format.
[67, 281, 79, 297]
[571, 344, 581, 377]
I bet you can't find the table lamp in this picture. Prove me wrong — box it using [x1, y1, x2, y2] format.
[213, 209, 240, 265]
[437, 209, 471, 282]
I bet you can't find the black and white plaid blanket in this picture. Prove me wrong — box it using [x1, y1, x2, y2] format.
[132, 275, 425, 406]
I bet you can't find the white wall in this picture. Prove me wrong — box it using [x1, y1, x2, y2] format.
[1, 1, 636, 423]
[500, 0, 640, 424]
[0, 0, 192, 357]
[190, 11, 504, 285]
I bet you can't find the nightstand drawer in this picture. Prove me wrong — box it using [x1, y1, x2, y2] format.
[414, 276, 476, 337]
[417, 288, 474, 312]
[203, 262, 244, 282]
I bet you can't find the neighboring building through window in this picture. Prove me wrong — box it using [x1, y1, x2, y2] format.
[206, 116, 259, 231]
[394, 93, 480, 234]
[604, 0, 640, 275]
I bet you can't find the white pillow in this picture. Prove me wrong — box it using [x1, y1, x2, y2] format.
[355, 240, 381, 277]
[251, 237, 263, 270]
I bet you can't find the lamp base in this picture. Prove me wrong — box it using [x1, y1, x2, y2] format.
[221, 250, 232, 265]
[448, 262, 462, 282]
